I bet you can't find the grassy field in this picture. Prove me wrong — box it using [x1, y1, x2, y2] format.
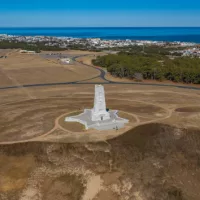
[0, 50, 102, 87]
[1, 49, 200, 200]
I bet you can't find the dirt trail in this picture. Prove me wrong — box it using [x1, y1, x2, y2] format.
[0, 102, 172, 145]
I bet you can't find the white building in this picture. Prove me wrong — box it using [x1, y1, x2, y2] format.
[65, 85, 129, 130]
[60, 58, 71, 64]
[19, 50, 36, 54]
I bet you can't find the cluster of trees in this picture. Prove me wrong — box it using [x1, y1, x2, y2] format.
[0, 40, 67, 52]
[0, 40, 101, 52]
[100, 45, 184, 56]
[92, 52, 200, 84]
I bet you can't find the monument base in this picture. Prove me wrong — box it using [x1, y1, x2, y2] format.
[65, 109, 129, 130]
[91, 109, 110, 121]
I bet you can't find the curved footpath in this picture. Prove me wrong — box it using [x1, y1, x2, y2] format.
[0, 54, 200, 91]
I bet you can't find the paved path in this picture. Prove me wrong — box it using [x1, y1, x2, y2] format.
[0, 54, 200, 91]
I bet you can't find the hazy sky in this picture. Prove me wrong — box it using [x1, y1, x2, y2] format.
[1, 0, 200, 27]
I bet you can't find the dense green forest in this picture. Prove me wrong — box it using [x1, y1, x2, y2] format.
[102, 45, 184, 56]
[92, 52, 200, 84]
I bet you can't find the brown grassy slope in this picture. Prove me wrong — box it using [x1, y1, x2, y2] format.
[1, 123, 200, 200]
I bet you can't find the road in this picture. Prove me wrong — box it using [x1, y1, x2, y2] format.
[0, 54, 200, 91]
[72, 55, 111, 82]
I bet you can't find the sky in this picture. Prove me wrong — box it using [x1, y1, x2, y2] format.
[1, 0, 200, 27]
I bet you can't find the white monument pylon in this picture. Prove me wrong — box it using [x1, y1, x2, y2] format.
[91, 85, 110, 121]
[65, 85, 128, 130]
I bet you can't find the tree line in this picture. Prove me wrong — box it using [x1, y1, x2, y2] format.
[0, 40, 101, 52]
[0, 40, 68, 52]
[92, 52, 200, 84]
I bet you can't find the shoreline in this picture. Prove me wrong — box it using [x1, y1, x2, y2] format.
[0, 34, 198, 47]
[1, 27, 200, 44]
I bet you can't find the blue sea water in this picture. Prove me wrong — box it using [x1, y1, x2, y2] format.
[1, 27, 200, 43]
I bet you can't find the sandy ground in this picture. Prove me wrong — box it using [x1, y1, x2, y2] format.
[1, 49, 200, 200]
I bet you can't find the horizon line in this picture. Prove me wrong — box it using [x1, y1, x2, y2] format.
[1, 26, 200, 28]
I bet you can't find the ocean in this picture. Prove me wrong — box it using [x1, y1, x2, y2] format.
[1, 27, 200, 43]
